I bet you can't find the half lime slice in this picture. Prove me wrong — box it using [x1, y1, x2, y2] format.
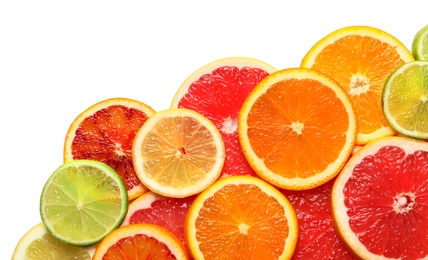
[40, 160, 128, 246]
[382, 60, 428, 139]
[412, 24, 428, 61]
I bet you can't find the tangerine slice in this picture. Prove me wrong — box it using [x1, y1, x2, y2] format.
[301, 25, 414, 145]
[64, 97, 155, 200]
[238, 68, 357, 190]
[171, 57, 276, 177]
[184, 175, 298, 260]
[332, 136, 428, 259]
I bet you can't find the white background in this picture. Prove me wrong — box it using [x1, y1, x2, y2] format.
[1, 1, 426, 258]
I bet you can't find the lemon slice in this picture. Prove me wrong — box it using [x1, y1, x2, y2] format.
[40, 160, 128, 246]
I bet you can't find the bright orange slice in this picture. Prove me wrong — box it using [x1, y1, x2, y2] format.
[64, 98, 155, 201]
[92, 223, 189, 260]
[132, 108, 225, 198]
[184, 175, 298, 260]
[301, 25, 414, 145]
[171, 57, 276, 178]
[238, 68, 357, 190]
[332, 136, 428, 259]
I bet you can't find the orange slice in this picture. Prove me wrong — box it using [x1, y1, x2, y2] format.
[301, 25, 414, 145]
[64, 97, 155, 201]
[184, 175, 298, 259]
[238, 68, 357, 190]
[132, 108, 225, 198]
[332, 136, 428, 259]
[171, 57, 276, 177]
[92, 223, 189, 260]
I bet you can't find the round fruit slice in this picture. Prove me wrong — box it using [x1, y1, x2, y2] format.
[281, 179, 357, 259]
[382, 60, 428, 140]
[301, 25, 414, 145]
[92, 223, 189, 260]
[12, 222, 96, 260]
[64, 97, 156, 201]
[332, 136, 428, 259]
[412, 24, 428, 61]
[40, 160, 128, 246]
[132, 108, 225, 198]
[171, 57, 276, 177]
[184, 175, 298, 260]
[121, 191, 196, 243]
[238, 68, 357, 190]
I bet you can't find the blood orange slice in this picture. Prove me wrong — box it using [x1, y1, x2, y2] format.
[64, 98, 155, 201]
[92, 223, 189, 260]
[121, 191, 196, 244]
[332, 136, 428, 259]
[282, 179, 357, 259]
[171, 57, 276, 177]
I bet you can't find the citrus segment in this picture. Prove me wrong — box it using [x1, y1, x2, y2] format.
[93, 223, 189, 260]
[238, 68, 357, 190]
[412, 24, 428, 61]
[64, 97, 156, 200]
[184, 175, 298, 260]
[332, 136, 428, 259]
[382, 60, 428, 139]
[40, 160, 128, 246]
[281, 179, 357, 259]
[12, 222, 95, 260]
[301, 25, 414, 145]
[171, 57, 276, 177]
[132, 108, 225, 198]
[121, 191, 196, 243]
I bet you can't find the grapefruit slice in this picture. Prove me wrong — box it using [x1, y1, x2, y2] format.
[121, 191, 196, 244]
[171, 57, 276, 177]
[281, 179, 357, 259]
[92, 223, 189, 260]
[301, 25, 414, 145]
[64, 97, 155, 201]
[332, 136, 428, 259]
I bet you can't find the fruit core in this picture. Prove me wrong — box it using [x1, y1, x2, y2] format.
[393, 193, 415, 213]
[349, 74, 370, 95]
[291, 122, 304, 135]
[114, 143, 126, 157]
[238, 223, 249, 234]
[221, 116, 238, 134]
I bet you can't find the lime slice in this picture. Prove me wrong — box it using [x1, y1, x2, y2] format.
[40, 160, 128, 246]
[382, 60, 428, 139]
[412, 24, 428, 61]
[12, 222, 95, 259]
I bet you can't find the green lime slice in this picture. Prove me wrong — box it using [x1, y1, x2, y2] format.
[412, 24, 428, 61]
[40, 160, 128, 247]
[382, 60, 428, 139]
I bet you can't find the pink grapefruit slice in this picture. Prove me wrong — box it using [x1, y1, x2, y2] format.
[332, 136, 428, 259]
[171, 57, 276, 177]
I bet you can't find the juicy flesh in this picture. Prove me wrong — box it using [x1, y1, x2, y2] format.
[26, 234, 91, 259]
[71, 105, 149, 191]
[246, 79, 350, 178]
[177, 66, 270, 176]
[343, 146, 428, 259]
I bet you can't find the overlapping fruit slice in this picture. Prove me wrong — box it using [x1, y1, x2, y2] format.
[64, 97, 155, 200]
[301, 25, 414, 145]
[171, 57, 276, 177]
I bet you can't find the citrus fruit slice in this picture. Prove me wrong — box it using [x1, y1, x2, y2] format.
[121, 191, 196, 243]
[301, 25, 414, 145]
[332, 136, 428, 259]
[382, 60, 428, 140]
[40, 160, 128, 246]
[92, 223, 189, 260]
[64, 97, 155, 201]
[171, 57, 276, 177]
[184, 175, 298, 260]
[132, 108, 225, 198]
[412, 24, 428, 61]
[238, 68, 357, 190]
[281, 179, 357, 259]
[12, 222, 96, 260]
